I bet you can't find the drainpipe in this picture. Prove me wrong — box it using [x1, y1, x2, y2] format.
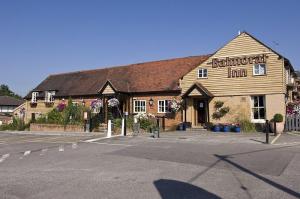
[184, 98, 187, 123]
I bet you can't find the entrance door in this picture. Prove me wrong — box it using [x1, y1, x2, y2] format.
[197, 100, 206, 124]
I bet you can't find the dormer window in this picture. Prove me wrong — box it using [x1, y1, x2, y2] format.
[45, 91, 55, 103]
[31, 92, 39, 103]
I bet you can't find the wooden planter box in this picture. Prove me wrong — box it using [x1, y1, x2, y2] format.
[30, 123, 84, 132]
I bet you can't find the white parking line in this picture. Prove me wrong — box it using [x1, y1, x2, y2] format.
[88, 142, 132, 147]
[59, 145, 64, 152]
[20, 150, 31, 159]
[271, 134, 281, 144]
[40, 148, 48, 156]
[0, 154, 10, 163]
[84, 135, 122, 143]
[24, 150, 31, 156]
[72, 143, 78, 149]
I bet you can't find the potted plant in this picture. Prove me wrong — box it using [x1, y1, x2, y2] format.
[213, 123, 221, 132]
[270, 113, 284, 134]
[234, 123, 241, 133]
[222, 123, 230, 132]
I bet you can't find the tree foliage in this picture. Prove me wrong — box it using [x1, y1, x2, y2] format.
[0, 84, 22, 99]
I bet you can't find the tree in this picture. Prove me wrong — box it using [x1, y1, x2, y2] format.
[0, 84, 22, 99]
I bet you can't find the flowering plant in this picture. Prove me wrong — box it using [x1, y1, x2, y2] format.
[56, 103, 66, 112]
[168, 99, 182, 112]
[107, 98, 119, 107]
[134, 113, 148, 120]
[134, 113, 156, 120]
[90, 99, 103, 113]
[286, 100, 300, 116]
[19, 107, 26, 117]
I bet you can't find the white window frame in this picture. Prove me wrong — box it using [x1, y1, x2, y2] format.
[198, 68, 208, 78]
[31, 92, 39, 103]
[45, 91, 55, 103]
[158, 100, 171, 113]
[133, 100, 146, 113]
[253, 64, 266, 76]
[251, 95, 266, 123]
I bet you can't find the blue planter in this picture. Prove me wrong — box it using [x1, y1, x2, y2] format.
[223, 125, 230, 132]
[213, 125, 221, 132]
[235, 127, 241, 133]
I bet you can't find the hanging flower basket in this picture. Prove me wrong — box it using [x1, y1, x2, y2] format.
[90, 99, 103, 113]
[168, 99, 182, 113]
[107, 98, 119, 107]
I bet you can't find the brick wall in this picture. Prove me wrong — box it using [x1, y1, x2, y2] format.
[30, 123, 84, 132]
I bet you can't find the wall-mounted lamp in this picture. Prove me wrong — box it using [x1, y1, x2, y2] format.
[149, 98, 154, 106]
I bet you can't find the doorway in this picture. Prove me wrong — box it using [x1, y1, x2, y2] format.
[195, 99, 207, 125]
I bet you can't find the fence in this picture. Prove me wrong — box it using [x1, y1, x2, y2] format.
[285, 116, 300, 131]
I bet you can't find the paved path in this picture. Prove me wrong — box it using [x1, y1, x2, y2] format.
[0, 131, 299, 199]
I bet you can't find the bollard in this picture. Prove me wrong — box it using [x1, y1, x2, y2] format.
[124, 112, 128, 136]
[156, 118, 160, 138]
[162, 116, 165, 132]
[121, 118, 125, 136]
[265, 120, 269, 144]
[274, 121, 277, 136]
[107, 120, 112, 138]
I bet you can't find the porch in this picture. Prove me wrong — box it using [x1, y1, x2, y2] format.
[182, 83, 213, 128]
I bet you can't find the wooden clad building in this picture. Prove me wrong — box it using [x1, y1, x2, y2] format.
[24, 32, 297, 130]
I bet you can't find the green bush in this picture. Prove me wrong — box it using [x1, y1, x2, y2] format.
[273, 113, 283, 123]
[47, 109, 64, 124]
[0, 117, 27, 131]
[220, 106, 230, 115]
[35, 116, 47, 124]
[212, 101, 230, 120]
[113, 118, 122, 128]
[214, 101, 224, 109]
[33, 98, 87, 126]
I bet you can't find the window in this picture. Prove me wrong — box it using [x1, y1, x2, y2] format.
[45, 91, 55, 103]
[31, 92, 38, 103]
[158, 100, 171, 113]
[253, 64, 266, 76]
[198, 68, 208, 78]
[251, 96, 265, 121]
[134, 100, 146, 113]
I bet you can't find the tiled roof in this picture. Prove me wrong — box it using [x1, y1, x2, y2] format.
[0, 96, 24, 106]
[25, 55, 210, 98]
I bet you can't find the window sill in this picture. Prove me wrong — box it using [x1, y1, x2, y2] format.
[252, 74, 267, 77]
[251, 119, 265, 123]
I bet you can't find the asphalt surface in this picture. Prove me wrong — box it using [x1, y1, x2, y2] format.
[0, 131, 299, 199]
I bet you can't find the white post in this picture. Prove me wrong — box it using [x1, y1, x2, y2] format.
[107, 120, 112, 138]
[121, 118, 125, 136]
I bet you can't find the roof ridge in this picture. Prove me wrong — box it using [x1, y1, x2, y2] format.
[48, 54, 211, 77]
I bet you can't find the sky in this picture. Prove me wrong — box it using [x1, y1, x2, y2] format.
[1, 0, 300, 97]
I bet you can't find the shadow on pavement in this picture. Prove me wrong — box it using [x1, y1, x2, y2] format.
[214, 154, 300, 198]
[154, 179, 221, 199]
[186, 145, 300, 198]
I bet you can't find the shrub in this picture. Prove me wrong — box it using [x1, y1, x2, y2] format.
[0, 117, 27, 131]
[139, 118, 153, 130]
[220, 106, 230, 115]
[273, 113, 283, 123]
[33, 98, 87, 126]
[47, 109, 64, 124]
[113, 118, 122, 128]
[212, 101, 230, 120]
[214, 101, 224, 109]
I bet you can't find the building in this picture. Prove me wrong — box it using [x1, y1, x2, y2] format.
[24, 32, 296, 130]
[0, 96, 24, 125]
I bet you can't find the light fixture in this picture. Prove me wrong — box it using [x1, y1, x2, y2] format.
[149, 98, 154, 106]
